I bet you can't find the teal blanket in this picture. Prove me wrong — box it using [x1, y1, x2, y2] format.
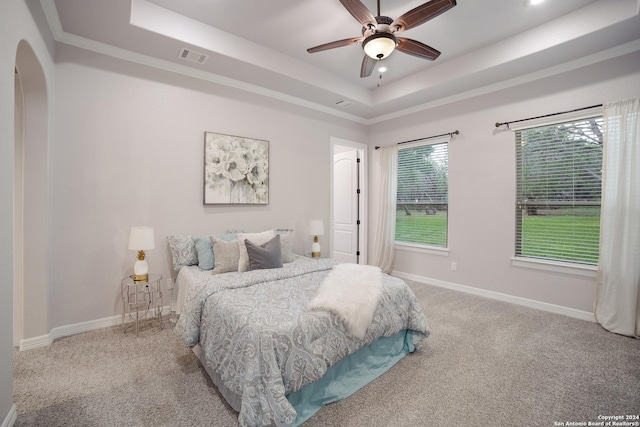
[289, 329, 416, 426]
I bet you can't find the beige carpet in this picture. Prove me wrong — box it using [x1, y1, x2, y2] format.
[13, 281, 640, 426]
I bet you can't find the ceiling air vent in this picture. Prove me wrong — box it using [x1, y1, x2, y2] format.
[178, 48, 209, 65]
[334, 100, 353, 108]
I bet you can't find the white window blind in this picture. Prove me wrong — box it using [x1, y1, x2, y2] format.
[515, 116, 603, 265]
[396, 139, 448, 247]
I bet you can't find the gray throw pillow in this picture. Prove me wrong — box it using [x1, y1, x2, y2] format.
[237, 230, 276, 272]
[245, 235, 283, 271]
[210, 237, 240, 274]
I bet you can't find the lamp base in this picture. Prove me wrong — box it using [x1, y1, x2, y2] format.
[133, 259, 149, 282]
[132, 274, 148, 282]
[311, 239, 321, 258]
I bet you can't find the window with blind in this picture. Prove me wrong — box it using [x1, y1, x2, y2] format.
[516, 116, 603, 265]
[396, 140, 448, 247]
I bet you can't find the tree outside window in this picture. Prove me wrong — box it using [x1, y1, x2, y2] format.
[516, 117, 603, 264]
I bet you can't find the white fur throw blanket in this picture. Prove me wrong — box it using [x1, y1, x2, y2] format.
[308, 263, 382, 339]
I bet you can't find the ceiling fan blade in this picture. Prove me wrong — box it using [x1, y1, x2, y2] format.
[391, 0, 456, 33]
[396, 38, 441, 60]
[307, 37, 364, 53]
[360, 55, 376, 78]
[339, 0, 376, 27]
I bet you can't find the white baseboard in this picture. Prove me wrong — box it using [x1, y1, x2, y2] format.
[1, 404, 16, 427]
[392, 271, 595, 323]
[19, 306, 172, 351]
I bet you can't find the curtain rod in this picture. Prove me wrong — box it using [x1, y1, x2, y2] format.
[495, 104, 602, 128]
[374, 130, 459, 150]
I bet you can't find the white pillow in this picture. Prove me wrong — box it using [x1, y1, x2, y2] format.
[237, 230, 276, 272]
[275, 229, 295, 263]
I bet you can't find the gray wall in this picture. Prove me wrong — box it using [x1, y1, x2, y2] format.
[49, 44, 367, 329]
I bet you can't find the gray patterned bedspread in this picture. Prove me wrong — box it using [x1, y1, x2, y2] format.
[174, 257, 429, 427]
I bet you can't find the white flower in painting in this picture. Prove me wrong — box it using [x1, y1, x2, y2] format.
[252, 141, 268, 159]
[206, 144, 227, 176]
[247, 158, 268, 185]
[240, 148, 255, 169]
[223, 148, 249, 182]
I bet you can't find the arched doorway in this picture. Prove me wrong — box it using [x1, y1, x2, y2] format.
[14, 40, 50, 348]
[13, 67, 24, 347]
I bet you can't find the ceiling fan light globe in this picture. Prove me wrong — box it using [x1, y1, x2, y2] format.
[363, 33, 396, 60]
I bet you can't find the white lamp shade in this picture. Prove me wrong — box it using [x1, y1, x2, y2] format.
[309, 220, 324, 236]
[363, 33, 396, 60]
[128, 226, 155, 250]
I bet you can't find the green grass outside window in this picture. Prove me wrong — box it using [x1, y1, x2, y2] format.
[395, 209, 600, 264]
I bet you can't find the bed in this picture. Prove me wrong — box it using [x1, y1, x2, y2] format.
[169, 232, 429, 427]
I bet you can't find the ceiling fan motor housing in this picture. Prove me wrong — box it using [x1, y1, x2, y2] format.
[362, 15, 395, 37]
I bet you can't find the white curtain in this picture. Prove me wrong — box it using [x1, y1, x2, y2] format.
[595, 97, 640, 338]
[371, 145, 398, 274]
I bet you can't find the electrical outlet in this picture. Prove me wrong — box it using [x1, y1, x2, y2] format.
[451, 262, 457, 271]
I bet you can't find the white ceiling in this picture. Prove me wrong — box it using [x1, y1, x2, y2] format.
[44, 0, 640, 123]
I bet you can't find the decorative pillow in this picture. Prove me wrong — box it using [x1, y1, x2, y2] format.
[237, 230, 276, 272]
[167, 235, 198, 272]
[210, 237, 240, 274]
[192, 237, 214, 270]
[215, 232, 239, 242]
[275, 229, 295, 263]
[245, 235, 283, 271]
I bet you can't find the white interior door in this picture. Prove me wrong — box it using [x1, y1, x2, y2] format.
[333, 149, 359, 263]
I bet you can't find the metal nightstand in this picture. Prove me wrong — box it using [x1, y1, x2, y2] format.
[121, 274, 163, 336]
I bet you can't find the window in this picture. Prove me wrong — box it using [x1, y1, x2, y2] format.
[396, 139, 448, 248]
[516, 115, 603, 265]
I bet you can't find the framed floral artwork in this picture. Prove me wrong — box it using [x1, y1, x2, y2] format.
[203, 132, 269, 205]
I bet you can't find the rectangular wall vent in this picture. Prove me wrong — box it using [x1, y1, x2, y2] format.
[178, 48, 209, 64]
[334, 99, 353, 108]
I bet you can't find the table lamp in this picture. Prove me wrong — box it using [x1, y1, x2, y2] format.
[309, 220, 324, 258]
[128, 226, 155, 282]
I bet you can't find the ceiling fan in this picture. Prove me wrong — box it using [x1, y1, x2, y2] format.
[307, 0, 457, 78]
